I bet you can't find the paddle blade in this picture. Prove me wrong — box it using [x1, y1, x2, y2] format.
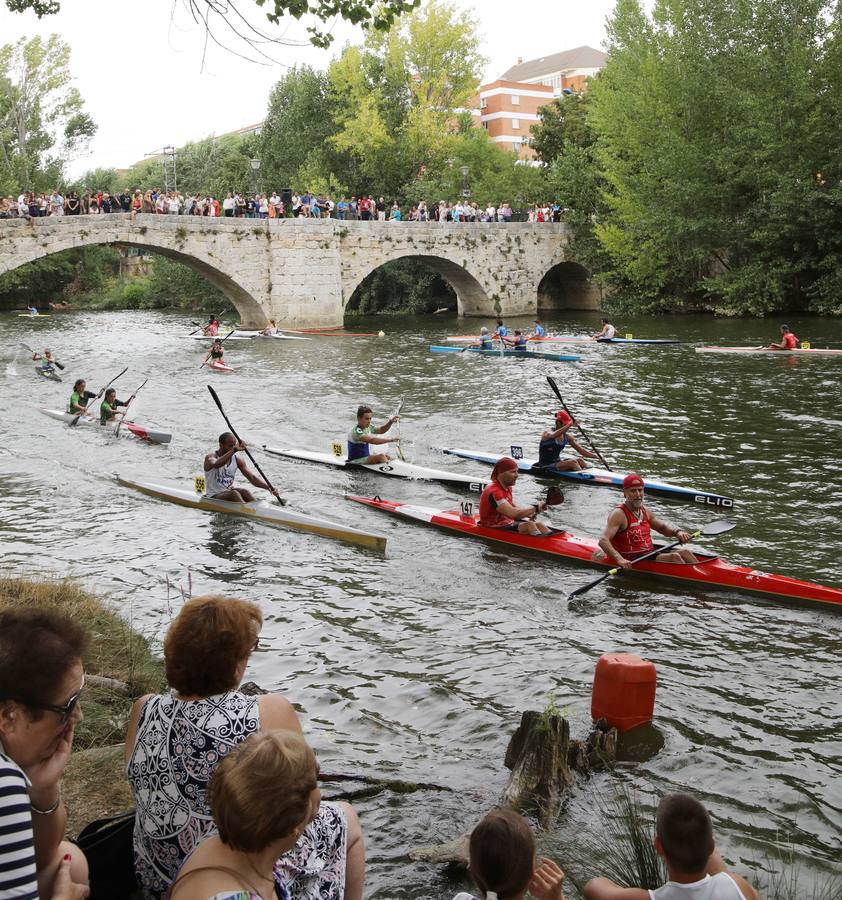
[546, 486, 564, 506]
[568, 571, 610, 600]
[699, 519, 735, 536]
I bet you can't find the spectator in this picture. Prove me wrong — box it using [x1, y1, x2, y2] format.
[65, 191, 80, 216]
[168, 730, 325, 900]
[0, 608, 90, 898]
[584, 794, 760, 900]
[259, 194, 269, 218]
[390, 202, 402, 221]
[125, 595, 364, 899]
[375, 196, 386, 221]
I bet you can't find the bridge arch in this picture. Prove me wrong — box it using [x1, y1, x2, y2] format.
[0, 217, 267, 326]
[343, 252, 491, 317]
[537, 261, 602, 311]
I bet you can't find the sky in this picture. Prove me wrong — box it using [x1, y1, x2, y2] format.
[0, 0, 619, 176]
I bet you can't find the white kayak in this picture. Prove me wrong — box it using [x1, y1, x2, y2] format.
[263, 446, 489, 491]
[695, 346, 842, 357]
[116, 476, 387, 551]
[40, 409, 172, 444]
[256, 332, 312, 341]
[190, 334, 254, 342]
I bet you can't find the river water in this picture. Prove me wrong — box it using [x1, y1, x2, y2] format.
[1, 309, 841, 897]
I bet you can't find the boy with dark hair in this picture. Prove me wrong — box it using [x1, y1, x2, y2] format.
[584, 794, 760, 900]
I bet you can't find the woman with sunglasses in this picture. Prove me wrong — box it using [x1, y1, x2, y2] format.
[125, 596, 364, 900]
[0, 608, 90, 899]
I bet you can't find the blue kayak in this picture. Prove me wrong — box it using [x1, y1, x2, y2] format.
[442, 447, 734, 508]
[429, 345, 580, 362]
[597, 338, 681, 344]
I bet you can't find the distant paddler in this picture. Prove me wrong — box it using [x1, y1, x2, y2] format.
[493, 318, 508, 340]
[263, 319, 279, 336]
[467, 326, 494, 349]
[528, 318, 547, 339]
[68, 379, 96, 416]
[26, 305, 38, 316]
[592, 317, 616, 340]
[201, 315, 220, 336]
[347, 404, 401, 464]
[31, 347, 62, 374]
[765, 324, 798, 350]
[99, 388, 129, 424]
[203, 432, 282, 503]
[503, 329, 528, 350]
[596, 474, 699, 567]
[537, 410, 598, 472]
[479, 457, 551, 536]
[203, 339, 226, 368]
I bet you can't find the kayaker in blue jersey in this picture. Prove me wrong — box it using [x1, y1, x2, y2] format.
[504, 330, 529, 350]
[99, 388, 129, 424]
[494, 318, 508, 340]
[204, 432, 282, 503]
[592, 318, 616, 340]
[537, 411, 598, 472]
[27, 305, 38, 316]
[529, 319, 546, 339]
[468, 326, 494, 349]
[347, 406, 400, 464]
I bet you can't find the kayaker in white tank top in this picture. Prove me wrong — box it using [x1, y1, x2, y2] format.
[205, 452, 239, 496]
[203, 432, 284, 504]
[594, 317, 616, 340]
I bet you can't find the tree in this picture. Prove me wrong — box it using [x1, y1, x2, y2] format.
[5, 0, 420, 48]
[0, 35, 96, 194]
[530, 93, 594, 164]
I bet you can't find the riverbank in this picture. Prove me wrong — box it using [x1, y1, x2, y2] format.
[0, 576, 165, 833]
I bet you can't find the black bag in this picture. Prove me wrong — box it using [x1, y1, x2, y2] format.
[76, 809, 138, 898]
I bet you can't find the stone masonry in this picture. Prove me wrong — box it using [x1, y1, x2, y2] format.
[0, 214, 601, 328]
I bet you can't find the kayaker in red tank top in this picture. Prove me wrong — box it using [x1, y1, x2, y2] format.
[766, 324, 798, 350]
[597, 474, 700, 567]
[479, 457, 552, 536]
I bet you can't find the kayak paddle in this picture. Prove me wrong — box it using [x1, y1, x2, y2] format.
[71, 367, 128, 426]
[546, 376, 611, 471]
[115, 377, 148, 438]
[567, 519, 736, 600]
[207, 385, 286, 506]
[201, 330, 235, 368]
[391, 399, 406, 462]
[530, 485, 564, 518]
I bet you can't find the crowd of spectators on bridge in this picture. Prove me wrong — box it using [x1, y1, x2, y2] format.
[0, 187, 566, 224]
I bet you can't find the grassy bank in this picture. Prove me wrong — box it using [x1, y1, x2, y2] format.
[0, 576, 166, 833]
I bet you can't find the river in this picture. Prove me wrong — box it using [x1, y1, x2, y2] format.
[2, 309, 840, 897]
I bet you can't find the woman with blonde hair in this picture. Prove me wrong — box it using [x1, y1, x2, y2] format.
[126, 596, 362, 900]
[169, 730, 321, 899]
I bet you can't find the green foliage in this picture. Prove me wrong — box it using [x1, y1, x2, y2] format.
[68, 167, 121, 194]
[0, 35, 96, 194]
[348, 258, 455, 315]
[531, 93, 594, 164]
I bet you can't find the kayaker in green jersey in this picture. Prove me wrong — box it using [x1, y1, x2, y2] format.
[69, 379, 96, 416]
[203, 432, 282, 503]
[100, 388, 129, 424]
[347, 405, 400, 464]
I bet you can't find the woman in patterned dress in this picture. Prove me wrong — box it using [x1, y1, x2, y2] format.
[169, 730, 321, 900]
[125, 596, 364, 899]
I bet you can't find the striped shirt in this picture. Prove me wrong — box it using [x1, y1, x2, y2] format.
[0, 746, 38, 899]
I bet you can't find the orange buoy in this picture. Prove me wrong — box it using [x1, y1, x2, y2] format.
[591, 652, 657, 732]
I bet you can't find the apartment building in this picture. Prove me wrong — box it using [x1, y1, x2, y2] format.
[500, 45, 607, 97]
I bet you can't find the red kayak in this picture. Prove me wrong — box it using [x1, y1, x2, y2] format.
[205, 360, 234, 373]
[346, 496, 842, 609]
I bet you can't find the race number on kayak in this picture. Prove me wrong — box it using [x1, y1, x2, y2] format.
[194, 475, 206, 494]
[332, 442, 343, 457]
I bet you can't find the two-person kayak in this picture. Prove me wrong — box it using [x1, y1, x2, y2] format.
[118, 476, 386, 551]
[430, 346, 580, 362]
[263, 446, 489, 491]
[39, 409, 172, 444]
[346, 496, 842, 609]
[443, 448, 733, 508]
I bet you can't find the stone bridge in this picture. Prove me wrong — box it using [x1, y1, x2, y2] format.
[0, 213, 602, 328]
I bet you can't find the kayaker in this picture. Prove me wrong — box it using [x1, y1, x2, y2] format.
[32, 347, 59, 374]
[596, 474, 698, 567]
[468, 326, 494, 349]
[68, 379, 96, 416]
[263, 319, 279, 336]
[504, 330, 528, 350]
[479, 457, 552, 536]
[529, 319, 547, 339]
[765, 324, 798, 350]
[203, 432, 282, 503]
[203, 339, 225, 368]
[202, 315, 219, 337]
[27, 305, 38, 316]
[592, 318, 616, 340]
[537, 411, 598, 472]
[494, 318, 508, 340]
[584, 793, 760, 900]
[100, 388, 129, 424]
[347, 405, 400, 464]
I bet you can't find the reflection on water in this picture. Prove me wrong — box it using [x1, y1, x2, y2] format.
[1, 309, 841, 895]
